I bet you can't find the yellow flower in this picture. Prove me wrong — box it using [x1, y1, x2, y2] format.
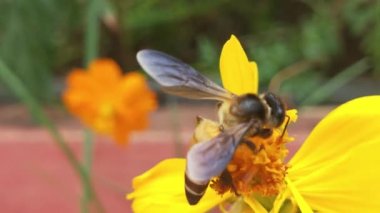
[283, 95, 380, 212]
[63, 59, 157, 145]
[128, 35, 380, 212]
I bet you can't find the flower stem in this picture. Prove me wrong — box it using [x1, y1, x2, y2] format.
[81, 0, 104, 211]
[0, 59, 103, 212]
[85, 0, 102, 65]
[81, 129, 96, 213]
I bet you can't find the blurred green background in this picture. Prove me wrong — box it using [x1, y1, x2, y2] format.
[0, 0, 379, 106]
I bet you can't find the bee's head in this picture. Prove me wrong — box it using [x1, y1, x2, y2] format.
[262, 92, 286, 128]
[230, 94, 266, 122]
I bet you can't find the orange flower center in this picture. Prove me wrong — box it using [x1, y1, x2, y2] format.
[210, 127, 292, 197]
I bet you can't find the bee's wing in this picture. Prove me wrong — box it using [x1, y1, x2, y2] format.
[137, 49, 232, 101]
[186, 120, 257, 183]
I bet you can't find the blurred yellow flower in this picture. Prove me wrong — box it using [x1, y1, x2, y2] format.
[63, 59, 157, 145]
[128, 35, 380, 212]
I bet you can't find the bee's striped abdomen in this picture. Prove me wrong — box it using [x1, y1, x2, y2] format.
[185, 173, 209, 205]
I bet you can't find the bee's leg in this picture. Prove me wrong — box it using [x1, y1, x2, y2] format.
[195, 116, 203, 125]
[218, 124, 225, 132]
[257, 128, 273, 138]
[216, 101, 223, 109]
[280, 115, 291, 138]
[219, 170, 240, 196]
[240, 139, 256, 152]
[247, 119, 262, 137]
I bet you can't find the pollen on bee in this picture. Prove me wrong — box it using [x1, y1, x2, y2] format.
[192, 117, 220, 144]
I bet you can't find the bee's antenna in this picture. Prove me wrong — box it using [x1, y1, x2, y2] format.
[280, 115, 290, 139]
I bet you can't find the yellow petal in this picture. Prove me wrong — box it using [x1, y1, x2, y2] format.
[220, 35, 258, 95]
[288, 96, 380, 212]
[289, 96, 380, 175]
[127, 158, 231, 213]
[290, 141, 380, 212]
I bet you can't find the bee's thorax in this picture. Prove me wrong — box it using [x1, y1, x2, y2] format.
[228, 94, 267, 124]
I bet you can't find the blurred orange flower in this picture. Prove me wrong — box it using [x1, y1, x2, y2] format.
[63, 59, 157, 145]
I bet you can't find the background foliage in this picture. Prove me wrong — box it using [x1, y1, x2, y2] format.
[0, 0, 379, 105]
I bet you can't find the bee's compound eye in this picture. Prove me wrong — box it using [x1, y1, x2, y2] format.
[263, 92, 286, 127]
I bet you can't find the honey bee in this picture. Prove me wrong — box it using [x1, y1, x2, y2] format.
[137, 49, 287, 205]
